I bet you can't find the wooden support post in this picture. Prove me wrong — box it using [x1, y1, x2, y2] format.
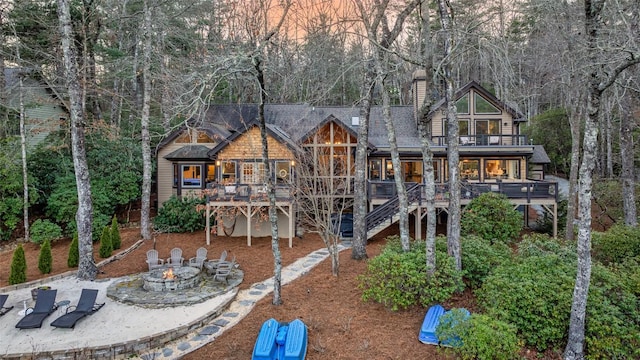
[206, 203, 210, 245]
[415, 207, 422, 241]
[247, 204, 252, 246]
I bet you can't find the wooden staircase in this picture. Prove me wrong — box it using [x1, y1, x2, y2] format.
[365, 183, 422, 240]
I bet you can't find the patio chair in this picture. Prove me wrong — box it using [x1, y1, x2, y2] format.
[188, 247, 208, 269]
[146, 249, 164, 271]
[166, 247, 184, 267]
[214, 256, 236, 284]
[205, 250, 228, 274]
[0, 294, 14, 316]
[50, 289, 105, 329]
[16, 289, 58, 329]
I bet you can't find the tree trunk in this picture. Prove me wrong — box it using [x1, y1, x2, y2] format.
[18, 67, 30, 243]
[381, 75, 410, 251]
[566, 1, 640, 357]
[565, 111, 581, 240]
[351, 62, 374, 260]
[619, 92, 637, 226]
[140, 0, 153, 241]
[255, 54, 282, 305]
[57, 0, 97, 281]
[437, 0, 461, 271]
[418, 1, 437, 275]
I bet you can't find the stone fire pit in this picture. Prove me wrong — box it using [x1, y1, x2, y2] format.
[142, 266, 201, 292]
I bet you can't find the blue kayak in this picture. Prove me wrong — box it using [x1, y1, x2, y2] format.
[252, 318, 307, 360]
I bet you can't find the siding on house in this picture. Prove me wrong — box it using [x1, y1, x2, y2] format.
[216, 127, 294, 161]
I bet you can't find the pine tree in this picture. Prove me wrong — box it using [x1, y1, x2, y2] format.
[38, 239, 53, 274]
[9, 244, 27, 285]
[99, 226, 113, 258]
[68, 231, 79, 267]
[111, 215, 121, 250]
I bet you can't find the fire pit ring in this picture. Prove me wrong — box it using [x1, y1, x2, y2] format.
[142, 266, 201, 292]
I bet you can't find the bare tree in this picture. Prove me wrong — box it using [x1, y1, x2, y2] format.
[56, 0, 97, 280]
[437, 0, 462, 271]
[295, 146, 354, 276]
[355, 0, 421, 252]
[618, 82, 637, 227]
[565, 1, 640, 358]
[417, 0, 438, 275]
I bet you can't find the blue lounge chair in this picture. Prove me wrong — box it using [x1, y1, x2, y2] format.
[252, 318, 307, 360]
[418, 304, 446, 345]
[16, 289, 57, 329]
[50, 289, 105, 329]
[0, 294, 14, 316]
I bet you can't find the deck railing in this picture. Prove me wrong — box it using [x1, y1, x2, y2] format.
[369, 179, 558, 203]
[431, 134, 529, 147]
[206, 183, 293, 202]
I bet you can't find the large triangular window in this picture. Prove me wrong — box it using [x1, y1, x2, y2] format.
[456, 94, 469, 114]
[474, 93, 500, 114]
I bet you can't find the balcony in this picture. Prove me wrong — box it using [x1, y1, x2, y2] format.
[432, 134, 529, 147]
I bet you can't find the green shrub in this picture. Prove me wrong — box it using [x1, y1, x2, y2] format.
[30, 219, 63, 245]
[67, 231, 79, 267]
[38, 239, 53, 274]
[9, 244, 27, 285]
[358, 237, 463, 311]
[477, 255, 574, 351]
[153, 195, 206, 233]
[437, 312, 521, 360]
[110, 215, 121, 249]
[517, 232, 576, 260]
[584, 264, 640, 359]
[592, 224, 640, 264]
[461, 235, 512, 288]
[461, 192, 522, 244]
[98, 226, 113, 258]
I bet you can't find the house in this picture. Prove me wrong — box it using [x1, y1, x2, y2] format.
[2, 68, 66, 146]
[156, 74, 558, 246]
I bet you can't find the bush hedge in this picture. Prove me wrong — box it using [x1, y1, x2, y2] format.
[30, 219, 63, 245]
[592, 224, 640, 265]
[359, 236, 463, 311]
[110, 215, 121, 250]
[153, 196, 206, 233]
[98, 226, 113, 258]
[461, 192, 522, 244]
[460, 235, 512, 288]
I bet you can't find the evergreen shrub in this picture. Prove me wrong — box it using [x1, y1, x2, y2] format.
[98, 226, 113, 258]
[67, 231, 79, 267]
[9, 244, 27, 285]
[38, 239, 53, 274]
[110, 215, 121, 249]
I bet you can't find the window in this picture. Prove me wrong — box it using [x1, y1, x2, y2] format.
[402, 161, 422, 183]
[275, 161, 291, 184]
[241, 162, 265, 184]
[385, 160, 395, 180]
[369, 159, 381, 180]
[475, 119, 501, 145]
[456, 94, 469, 114]
[173, 163, 179, 188]
[459, 160, 479, 180]
[474, 93, 500, 114]
[221, 161, 236, 183]
[176, 132, 191, 143]
[484, 159, 520, 180]
[205, 164, 215, 185]
[181, 165, 202, 188]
